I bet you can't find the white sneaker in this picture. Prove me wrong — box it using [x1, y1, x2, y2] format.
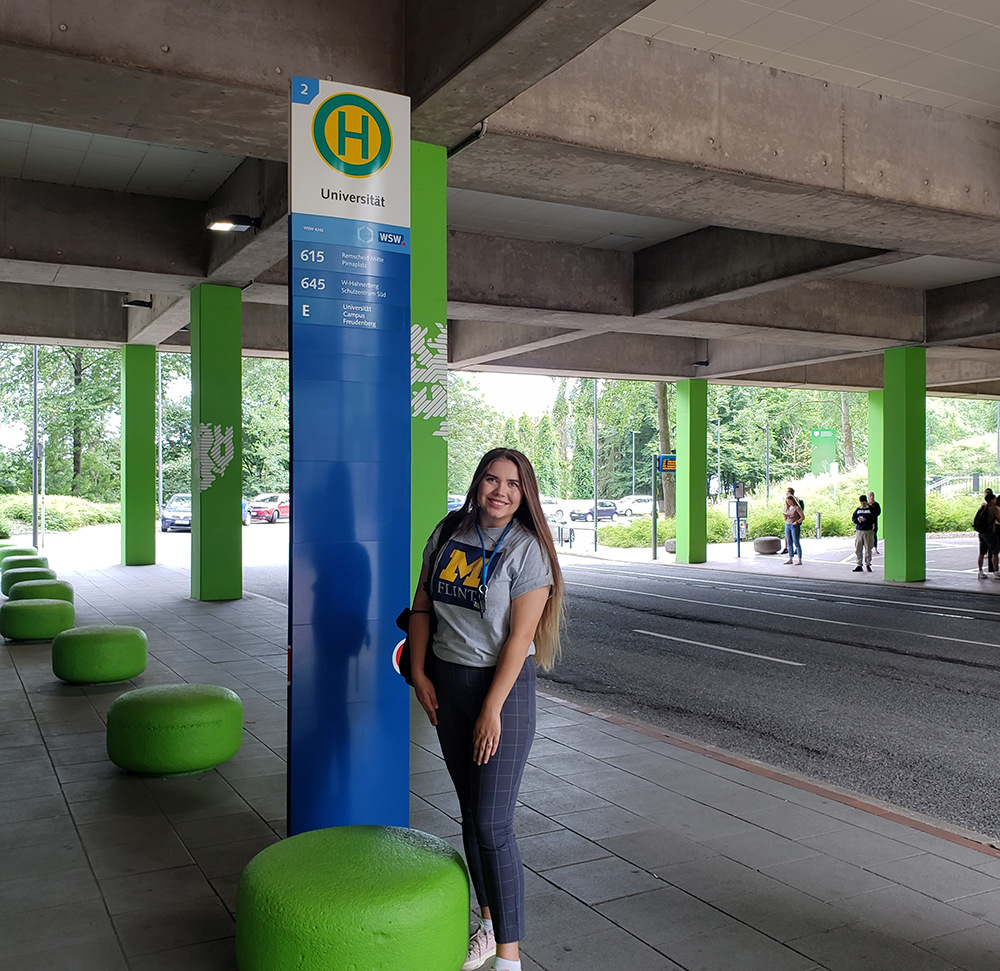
[462, 924, 496, 971]
[979, 571, 987, 579]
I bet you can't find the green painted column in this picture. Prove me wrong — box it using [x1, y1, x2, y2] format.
[867, 390, 884, 500]
[410, 141, 448, 588]
[120, 345, 156, 565]
[676, 379, 708, 564]
[190, 284, 243, 601]
[882, 348, 925, 582]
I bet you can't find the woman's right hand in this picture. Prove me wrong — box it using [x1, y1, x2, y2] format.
[413, 673, 439, 726]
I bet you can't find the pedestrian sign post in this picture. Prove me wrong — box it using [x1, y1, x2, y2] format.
[652, 453, 677, 559]
[729, 499, 748, 557]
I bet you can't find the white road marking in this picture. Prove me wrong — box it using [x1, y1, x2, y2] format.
[634, 629, 805, 666]
[568, 565, 1000, 619]
[567, 580, 1000, 651]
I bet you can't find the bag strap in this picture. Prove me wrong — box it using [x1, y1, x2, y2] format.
[421, 519, 457, 601]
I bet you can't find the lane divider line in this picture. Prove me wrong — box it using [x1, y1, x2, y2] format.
[567, 580, 1000, 651]
[634, 629, 805, 666]
[567, 565, 1000, 619]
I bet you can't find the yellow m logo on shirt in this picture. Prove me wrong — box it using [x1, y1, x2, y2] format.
[440, 549, 483, 589]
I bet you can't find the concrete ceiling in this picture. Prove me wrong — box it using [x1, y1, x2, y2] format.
[0, 119, 243, 200]
[621, 0, 1000, 120]
[1, 0, 1000, 396]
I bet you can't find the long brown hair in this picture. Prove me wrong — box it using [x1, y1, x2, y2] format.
[436, 448, 564, 669]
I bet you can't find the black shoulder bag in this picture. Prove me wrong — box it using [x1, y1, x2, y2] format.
[395, 527, 452, 686]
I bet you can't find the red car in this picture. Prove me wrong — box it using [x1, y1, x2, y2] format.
[246, 493, 290, 523]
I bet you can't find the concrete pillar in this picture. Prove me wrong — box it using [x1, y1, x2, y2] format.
[867, 390, 883, 501]
[882, 348, 925, 582]
[410, 141, 448, 589]
[190, 284, 243, 601]
[120, 344, 156, 566]
[676, 379, 707, 564]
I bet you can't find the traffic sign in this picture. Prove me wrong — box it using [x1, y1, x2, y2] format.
[656, 453, 676, 473]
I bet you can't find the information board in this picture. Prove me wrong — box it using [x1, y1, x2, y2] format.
[288, 78, 410, 834]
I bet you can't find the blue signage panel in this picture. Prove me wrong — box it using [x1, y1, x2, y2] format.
[289, 78, 411, 835]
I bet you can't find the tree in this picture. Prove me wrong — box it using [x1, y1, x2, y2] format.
[446, 374, 505, 492]
[242, 358, 290, 496]
[655, 382, 675, 515]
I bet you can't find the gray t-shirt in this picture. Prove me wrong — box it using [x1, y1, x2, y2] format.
[423, 519, 553, 668]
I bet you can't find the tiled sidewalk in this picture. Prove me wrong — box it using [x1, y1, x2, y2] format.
[4, 560, 1000, 969]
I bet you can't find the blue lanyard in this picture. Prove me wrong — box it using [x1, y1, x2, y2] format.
[475, 520, 514, 614]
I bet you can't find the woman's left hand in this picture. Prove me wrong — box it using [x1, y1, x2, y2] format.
[473, 707, 502, 765]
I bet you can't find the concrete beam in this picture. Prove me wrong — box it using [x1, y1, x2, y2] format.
[0, 1, 401, 159]
[462, 331, 701, 381]
[0, 178, 205, 293]
[699, 342, 878, 380]
[450, 31, 1000, 261]
[0, 283, 126, 346]
[449, 231, 632, 315]
[926, 276, 1000, 345]
[449, 319, 579, 368]
[674, 280, 924, 348]
[158, 302, 287, 357]
[722, 355, 885, 391]
[128, 294, 188, 345]
[636, 227, 907, 317]
[408, 0, 651, 147]
[206, 160, 288, 285]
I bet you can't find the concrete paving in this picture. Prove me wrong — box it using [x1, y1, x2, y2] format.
[3, 527, 1000, 969]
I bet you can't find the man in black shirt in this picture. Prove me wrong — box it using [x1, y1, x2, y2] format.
[852, 494, 876, 573]
[867, 491, 881, 554]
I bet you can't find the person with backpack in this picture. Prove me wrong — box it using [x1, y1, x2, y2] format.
[852, 494, 877, 572]
[782, 487, 805, 565]
[974, 491, 999, 579]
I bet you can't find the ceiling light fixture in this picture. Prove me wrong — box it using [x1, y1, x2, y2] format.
[207, 214, 261, 232]
[121, 297, 153, 309]
[693, 359, 710, 367]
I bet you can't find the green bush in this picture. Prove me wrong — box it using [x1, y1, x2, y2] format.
[599, 516, 674, 548]
[706, 506, 733, 543]
[926, 493, 978, 533]
[747, 508, 785, 540]
[0, 494, 120, 532]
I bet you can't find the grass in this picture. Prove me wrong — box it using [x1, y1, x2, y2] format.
[0, 494, 120, 534]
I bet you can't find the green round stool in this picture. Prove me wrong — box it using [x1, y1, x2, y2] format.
[106, 684, 243, 776]
[52, 625, 147, 685]
[8, 578, 73, 603]
[236, 826, 469, 971]
[1, 554, 49, 575]
[0, 598, 75, 642]
[2, 567, 57, 597]
[0, 546, 38, 565]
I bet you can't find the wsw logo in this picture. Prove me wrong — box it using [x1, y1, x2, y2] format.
[313, 93, 392, 178]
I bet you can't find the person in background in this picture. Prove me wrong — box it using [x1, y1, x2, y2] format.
[408, 448, 564, 971]
[975, 490, 999, 579]
[852, 494, 876, 573]
[867, 491, 882, 554]
[782, 487, 805, 566]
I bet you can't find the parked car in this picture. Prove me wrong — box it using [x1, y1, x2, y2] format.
[447, 494, 466, 512]
[540, 495, 567, 522]
[160, 493, 192, 532]
[242, 497, 250, 526]
[617, 494, 654, 516]
[246, 493, 290, 523]
[569, 500, 618, 522]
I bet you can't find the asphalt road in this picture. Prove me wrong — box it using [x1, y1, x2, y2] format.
[151, 522, 1000, 836]
[544, 560, 1000, 838]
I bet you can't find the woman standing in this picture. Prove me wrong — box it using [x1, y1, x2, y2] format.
[783, 487, 805, 565]
[408, 448, 564, 971]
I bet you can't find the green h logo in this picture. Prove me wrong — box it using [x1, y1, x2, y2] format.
[313, 93, 392, 178]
